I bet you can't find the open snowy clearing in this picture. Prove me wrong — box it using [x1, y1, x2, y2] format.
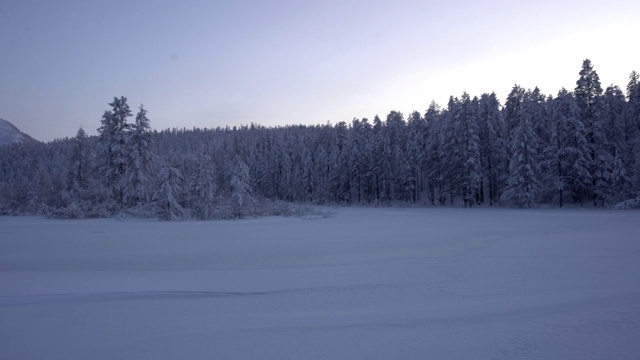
[1, 208, 639, 359]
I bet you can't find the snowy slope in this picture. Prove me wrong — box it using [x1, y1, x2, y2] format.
[0, 208, 639, 359]
[0, 118, 37, 146]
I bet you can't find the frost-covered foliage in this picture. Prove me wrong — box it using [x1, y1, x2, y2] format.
[156, 164, 184, 221]
[2, 60, 640, 217]
[124, 105, 155, 207]
[190, 149, 217, 220]
[96, 96, 132, 206]
[502, 89, 541, 208]
[613, 197, 640, 210]
[228, 155, 256, 218]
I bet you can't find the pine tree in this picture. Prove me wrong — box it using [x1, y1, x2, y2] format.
[602, 85, 631, 199]
[359, 118, 376, 203]
[626, 71, 640, 196]
[441, 97, 464, 204]
[626, 71, 639, 100]
[67, 127, 90, 194]
[575, 59, 610, 205]
[424, 101, 444, 205]
[124, 104, 154, 207]
[157, 164, 184, 221]
[543, 89, 592, 206]
[461, 94, 482, 206]
[502, 103, 540, 208]
[97, 96, 132, 206]
[407, 111, 426, 203]
[384, 111, 410, 202]
[277, 138, 294, 201]
[529, 87, 551, 164]
[371, 115, 386, 203]
[504, 85, 526, 144]
[299, 143, 314, 202]
[229, 155, 255, 218]
[348, 119, 364, 203]
[191, 149, 217, 220]
[478, 93, 505, 205]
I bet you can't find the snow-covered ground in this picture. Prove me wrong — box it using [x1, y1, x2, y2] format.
[1, 208, 639, 359]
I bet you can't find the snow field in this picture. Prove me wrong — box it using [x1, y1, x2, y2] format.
[1, 208, 639, 359]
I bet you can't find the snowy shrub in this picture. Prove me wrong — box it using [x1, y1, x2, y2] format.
[118, 203, 159, 219]
[613, 198, 640, 210]
[48, 202, 85, 219]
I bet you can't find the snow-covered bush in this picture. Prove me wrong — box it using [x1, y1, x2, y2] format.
[613, 198, 640, 210]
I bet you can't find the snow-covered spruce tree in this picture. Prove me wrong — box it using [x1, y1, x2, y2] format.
[156, 164, 184, 221]
[348, 118, 365, 203]
[461, 94, 482, 207]
[360, 118, 377, 203]
[252, 135, 273, 198]
[96, 96, 132, 207]
[478, 93, 506, 206]
[382, 111, 407, 202]
[542, 89, 591, 206]
[522, 88, 551, 202]
[575, 59, 611, 205]
[327, 143, 342, 202]
[312, 144, 329, 203]
[124, 105, 155, 207]
[529, 88, 551, 159]
[298, 143, 313, 202]
[504, 85, 526, 148]
[277, 140, 294, 202]
[56, 127, 92, 217]
[407, 111, 427, 203]
[441, 97, 463, 204]
[626, 71, 640, 197]
[66, 127, 90, 194]
[229, 155, 256, 218]
[502, 91, 541, 207]
[191, 149, 217, 220]
[424, 101, 444, 205]
[335, 121, 352, 203]
[602, 85, 631, 200]
[370, 115, 386, 203]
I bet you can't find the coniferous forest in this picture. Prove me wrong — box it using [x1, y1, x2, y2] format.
[2, 59, 640, 219]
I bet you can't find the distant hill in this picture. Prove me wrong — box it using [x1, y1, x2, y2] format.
[0, 119, 38, 146]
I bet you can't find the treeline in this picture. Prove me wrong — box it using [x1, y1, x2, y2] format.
[1, 59, 639, 219]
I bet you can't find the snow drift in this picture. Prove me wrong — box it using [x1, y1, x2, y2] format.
[1, 207, 639, 359]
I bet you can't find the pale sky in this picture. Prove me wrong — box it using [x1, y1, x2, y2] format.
[1, 0, 639, 142]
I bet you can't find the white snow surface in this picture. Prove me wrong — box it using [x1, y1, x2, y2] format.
[1, 207, 639, 359]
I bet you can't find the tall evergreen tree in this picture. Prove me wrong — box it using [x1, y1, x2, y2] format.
[191, 149, 217, 220]
[575, 59, 610, 205]
[478, 93, 505, 205]
[124, 104, 154, 206]
[602, 85, 631, 199]
[461, 94, 482, 206]
[502, 100, 540, 208]
[504, 85, 526, 145]
[407, 111, 426, 203]
[424, 101, 444, 205]
[441, 96, 464, 204]
[67, 127, 90, 194]
[157, 164, 184, 221]
[348, 119, 366, 203]
[543, 89, 592, 206]
[229, 155, 255, 218]
[371, 115, 386, 203]
[626, 71, 640, 196]
[97, 96, 132, 206]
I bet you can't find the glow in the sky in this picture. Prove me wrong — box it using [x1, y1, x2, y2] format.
[1, 0, 639, 142]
